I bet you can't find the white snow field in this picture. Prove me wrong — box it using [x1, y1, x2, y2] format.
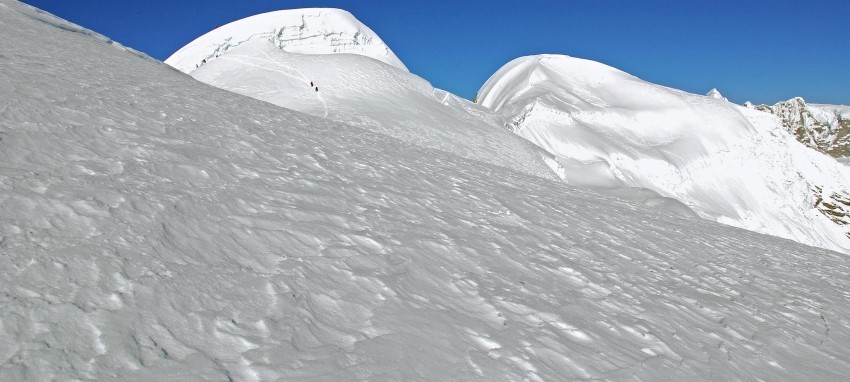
[478, 55, 850, 254]
[165, 9, 561, 183]
[3, 2, 850, 381]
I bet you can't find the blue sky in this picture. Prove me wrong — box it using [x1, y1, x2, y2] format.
[24, 0, 850, 104]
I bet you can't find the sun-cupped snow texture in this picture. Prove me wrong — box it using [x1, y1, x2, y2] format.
[478, 54, 850, 254]
[165, 8, 407, 74]
[3, 2, 850, 381]
[185, 39, 559, 181]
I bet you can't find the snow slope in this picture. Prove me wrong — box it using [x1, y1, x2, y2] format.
[3, 2, 850, 381]
[165, 12, 559, 181]
[165, 8, 407, 73]
[478, 55, 850, 253]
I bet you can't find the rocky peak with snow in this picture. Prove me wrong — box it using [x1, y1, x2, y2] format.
[165, 8, 407, 73]
[706, 88, 728, 101]
[747, 97, 850, 158]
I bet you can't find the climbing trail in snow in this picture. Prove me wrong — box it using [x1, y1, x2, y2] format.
[221, 50, 329, 118]
[259, 48, 328, 118]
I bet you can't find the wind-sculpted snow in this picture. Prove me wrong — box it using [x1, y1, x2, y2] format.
[165, 8, 407, 74]
[479, 55, 850, 253]
[3, 2, 850, 381]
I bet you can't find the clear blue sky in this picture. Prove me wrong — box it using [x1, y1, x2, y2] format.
[24, 0, 850, 105]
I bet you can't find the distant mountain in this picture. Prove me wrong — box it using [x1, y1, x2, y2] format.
[478, 55, 850, 253]
[706, 88, 728, 101]
[745, 98, 850, 158]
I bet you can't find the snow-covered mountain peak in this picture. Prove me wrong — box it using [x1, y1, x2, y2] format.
[171, 15, 559, 181]
[480, 55, 754, 161]
[165, 8, 407, 73]
[479, 54, 850, 253]
[706, 88, 728, 101]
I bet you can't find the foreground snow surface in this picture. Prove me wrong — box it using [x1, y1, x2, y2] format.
[2, 2, 850, 381]
[478, 55, 850, 253]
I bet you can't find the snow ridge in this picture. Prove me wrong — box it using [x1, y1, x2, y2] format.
[479, 54, 850, 253]
[165, 8, 408, 73]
